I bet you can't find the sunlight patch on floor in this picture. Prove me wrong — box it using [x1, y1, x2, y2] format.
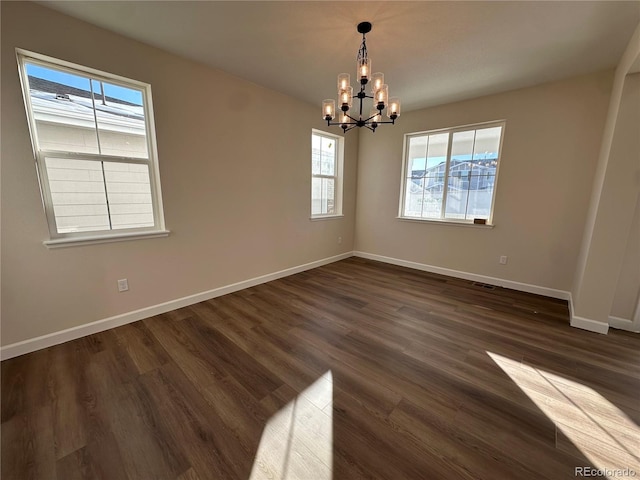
[487, 351, 640, 478]
[249, 370, 333, 480]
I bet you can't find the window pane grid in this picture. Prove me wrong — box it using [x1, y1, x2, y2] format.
[45, 156, 155, 234]
[312, 132, 339, 217]
[25, 62, 149, 161]
[402, 123, 503, 222]
[37, 150, 151, 165]
[18, 50, 164, 239]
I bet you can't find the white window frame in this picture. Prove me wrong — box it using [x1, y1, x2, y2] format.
[311, 129, 344, 219]
[398, 120, 505, 226]
[16, 49, 168, 248]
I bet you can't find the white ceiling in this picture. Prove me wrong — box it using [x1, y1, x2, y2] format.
[40, 1, 640, 112]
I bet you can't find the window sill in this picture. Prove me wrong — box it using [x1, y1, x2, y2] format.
[396, 217, 494, 228]
[310, 214, 345, 221]
[43, 230, 170, 249]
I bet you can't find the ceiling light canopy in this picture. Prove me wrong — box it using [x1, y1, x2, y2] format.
[322, 22, 400, 133]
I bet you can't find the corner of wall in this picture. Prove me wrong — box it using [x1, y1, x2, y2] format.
[568, 293, 609, 334]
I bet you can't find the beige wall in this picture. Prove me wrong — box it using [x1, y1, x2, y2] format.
[355, 71, 613, 292]
[1, 2, 357, 346]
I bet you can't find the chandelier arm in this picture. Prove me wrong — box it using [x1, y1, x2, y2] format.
[327, 119, 358, 126]
[363, 112, 380, 122]
[345, 112, 359, 122]
[327, 118, 395, 128]
[343, 124, 359, 133]
[351, 85, 374, 100]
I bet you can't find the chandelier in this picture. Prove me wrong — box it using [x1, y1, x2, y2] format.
[322, 21, 400, 133]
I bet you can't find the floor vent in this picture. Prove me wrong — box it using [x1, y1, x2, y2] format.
[472, 282, 496, 290]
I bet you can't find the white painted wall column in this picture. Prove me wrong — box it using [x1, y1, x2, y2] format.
[571, 22, 640, 334]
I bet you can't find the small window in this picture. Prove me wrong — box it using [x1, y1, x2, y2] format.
[17, 49, 167, 245]
[311, 130, 343, 218]
[400, 121, 504, 224]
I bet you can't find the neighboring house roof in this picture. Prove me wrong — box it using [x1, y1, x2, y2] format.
[28, 76, 139, 107]
[27, 76, 146, 135]
[449, 160, 495, 172]
[410, 154, 499, 173]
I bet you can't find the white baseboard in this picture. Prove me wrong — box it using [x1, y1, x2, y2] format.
[570, 316, 610, 334]
[567, 294, 609, 334]
[353, 251, 571, 300]
[354, 251, 615, 335]
[0, 252, 354, 360]
[608, 315, 640, 333]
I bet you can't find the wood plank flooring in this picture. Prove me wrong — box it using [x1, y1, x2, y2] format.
[2, 257, 639, 479]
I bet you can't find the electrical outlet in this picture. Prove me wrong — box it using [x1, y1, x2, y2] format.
[338, 236, 343, 244]
[117, 278, 129, 292]
[499, 256, 508, 265]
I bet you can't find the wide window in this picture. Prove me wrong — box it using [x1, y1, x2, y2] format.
[311, 130, 343, 218]
[400, 121, 504, 224]
[17, 50, 167, 245]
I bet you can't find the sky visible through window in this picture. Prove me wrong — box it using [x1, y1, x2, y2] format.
[26, 64, 143, 106]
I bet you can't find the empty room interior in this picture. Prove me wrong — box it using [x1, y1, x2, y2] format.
[2, 1, 640, 479]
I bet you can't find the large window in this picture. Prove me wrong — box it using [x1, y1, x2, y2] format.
[17, 49, 166, 245]
[400, 121, 504, 224]
[311, 130, 343, 218]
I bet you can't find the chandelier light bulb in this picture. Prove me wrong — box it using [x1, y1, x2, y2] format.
[358, 58, 371, 83]
[337, 73, 350, 91]
[388, 97, 401, 119]
[371, 73, 384, 94]
[340, 86, 353, 111]
[376, 84, 389, 108]
[322, 99, 336, 120]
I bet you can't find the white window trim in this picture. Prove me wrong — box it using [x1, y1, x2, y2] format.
[43, 230, 171, 249]
[16, 48, 168, 247]
[398, 120, 505, 226]
[311, 129, 344, 219]
[395, 217, 494, 228]
[309, 214, 345, 221]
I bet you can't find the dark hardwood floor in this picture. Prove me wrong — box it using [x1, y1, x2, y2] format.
[2, 257, 639, 479]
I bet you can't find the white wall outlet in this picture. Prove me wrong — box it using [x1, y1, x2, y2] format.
[499, 256, 508, 265]
[338, 236, 343, 244]
[117, 278, 129, 292]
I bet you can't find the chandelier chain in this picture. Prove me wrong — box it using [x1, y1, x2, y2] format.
[357, 36, 368, 65]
